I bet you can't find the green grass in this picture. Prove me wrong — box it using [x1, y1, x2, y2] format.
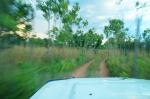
[107, 52, 150, 79]
[1, 47, 150, 99]
[86, 55, 102, 77]
[0, 46, 94, 99]
[138, 56, 150, 79]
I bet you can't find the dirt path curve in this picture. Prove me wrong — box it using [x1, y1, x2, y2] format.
[99, 59, 109, 77]
[70, 61, 93, 78]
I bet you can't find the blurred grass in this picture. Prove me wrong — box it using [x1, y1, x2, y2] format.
[0, 46, 94, 99]
[107, 51, 150, 79]
[86, 55, 102, 77]
[1, 46, 150, 99]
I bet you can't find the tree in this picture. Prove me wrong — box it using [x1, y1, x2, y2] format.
[84, 28, 103, 48]
[0, 0, 34, 47]
[104, 19, 128, 49]
[143, 28, 150, 54]
[55, 2, 84, 46]
[37, 0, 72, 46]
[0, 0, 17, 32]
[0, 0, 33, 32]
[37, 0, 54, 47]
[82, 20, 88, 28]
[37, 0, 93, 48]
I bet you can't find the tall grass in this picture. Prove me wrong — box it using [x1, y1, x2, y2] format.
[107, 51, 150, 79]
[1, 46, 150, 99]
[86, 55, 102, 77]
[0, 46, 94, 99]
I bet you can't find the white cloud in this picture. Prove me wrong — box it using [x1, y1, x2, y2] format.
[96, 16, 106, 20]
[104, 0, 118, 11]
[144, 14, 150, 21]
[124, 12, 136, 20]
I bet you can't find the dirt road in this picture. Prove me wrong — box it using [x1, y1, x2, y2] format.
[70, 59, 109, 78]
[71, 61, 93, 78]
[99, 59, 109, 77]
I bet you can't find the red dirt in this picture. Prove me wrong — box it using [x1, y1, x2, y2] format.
[71, 61, 93, 78]
[99, 59, 109, 77]
[70, 59, 109, 78]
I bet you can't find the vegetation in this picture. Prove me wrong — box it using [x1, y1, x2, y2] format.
[86, 57, 101, 77]
[107, 51, 150, 79]
[0, 0, 150, 99]
[0, 46, 94, 99]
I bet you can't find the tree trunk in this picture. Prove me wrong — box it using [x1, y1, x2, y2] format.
[47, 19, 51, 55]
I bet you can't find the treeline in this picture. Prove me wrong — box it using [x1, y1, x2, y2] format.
[1, 0, 150, 54]
[0, 0, 103, 49]
[103, 19, 150, 55]
[0, 30, 103, 49]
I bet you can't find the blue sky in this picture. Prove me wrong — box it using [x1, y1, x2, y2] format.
[32, 0, 150, 38]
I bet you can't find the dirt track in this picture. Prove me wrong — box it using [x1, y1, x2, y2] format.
[71, 61, 93, 77]
[99, 59, 109, 77]
[70, 59, 109, 78]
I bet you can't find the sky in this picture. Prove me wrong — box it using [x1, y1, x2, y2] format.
[31, 0, 150, 38]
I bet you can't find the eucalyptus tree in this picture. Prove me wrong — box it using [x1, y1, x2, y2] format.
[70, 11, 88, 47]
[104, 19, 127, 49]
[37, 0, 71, 46]
[56, 2, 83, 46]
[104, 26, 111, 41]
[57, 0, 69, 19]
[82, 20, 88, 28]
[37, 0, 90, 48]
[70, 18, 88, 47]
[37, 0, 55, 47]
[84, 28, 102, 48]
[143, 28, 150, 54]
[80, 20, 88, 47]
[73, 17, 84, 47]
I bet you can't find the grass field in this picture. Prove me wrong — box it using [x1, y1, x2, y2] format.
[0, 46, 95, 99]
[107, 51, 150, 79]
[0, 46, 150, 99]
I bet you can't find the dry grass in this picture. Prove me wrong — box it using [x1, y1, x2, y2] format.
[0, 46, 95, 99]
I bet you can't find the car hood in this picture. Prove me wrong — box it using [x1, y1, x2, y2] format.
[30, 78, 150, 99]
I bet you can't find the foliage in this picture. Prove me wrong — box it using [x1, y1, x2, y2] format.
[143, 28, 150, 53]
[0, 46, 94, 99]
[0, 0, 33, 32]
[0, 14, 17, 32]
[37, 0, 102, 49]
[1, 1, 150, 99]
[104, 19, 128, 45]
[107, 52, 150, 79]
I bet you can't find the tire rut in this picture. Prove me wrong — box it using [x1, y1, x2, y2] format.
[99, 59, 109, 77]
[70, 61, 93, 78]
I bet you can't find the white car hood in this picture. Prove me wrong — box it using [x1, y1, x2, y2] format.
[31, 78, 150, 99]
